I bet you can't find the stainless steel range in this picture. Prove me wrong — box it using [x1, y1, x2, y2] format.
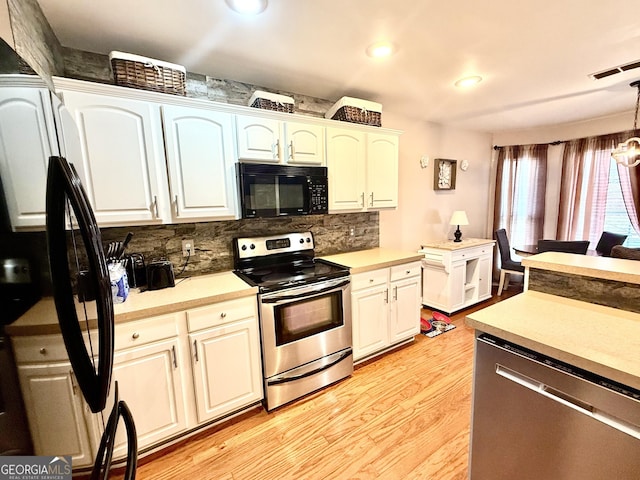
[233, 232, 352, 411]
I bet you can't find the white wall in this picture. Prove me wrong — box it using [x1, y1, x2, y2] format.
[0, 0, 14, 48]
[380, 109, 493, 251]
[492, 110, 635, 238]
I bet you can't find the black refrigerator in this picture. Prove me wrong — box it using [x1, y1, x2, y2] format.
[45, 155, 137, 479]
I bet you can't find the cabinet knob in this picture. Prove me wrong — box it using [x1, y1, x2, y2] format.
[39, 347, 47, 355]
[132, 332, 140, 339]
[220, 312, 227, 318]
[369, 278, 374, 283]
[406, 270, 411, 274]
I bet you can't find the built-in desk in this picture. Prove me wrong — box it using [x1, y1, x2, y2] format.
[419, 238, 495, 314]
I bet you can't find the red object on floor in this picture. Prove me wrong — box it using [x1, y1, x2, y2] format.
[432, 311, 451, 324]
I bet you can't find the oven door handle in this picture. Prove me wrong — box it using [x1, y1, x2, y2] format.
[261, 279, 350, 303]
[268, 349, 352, 385]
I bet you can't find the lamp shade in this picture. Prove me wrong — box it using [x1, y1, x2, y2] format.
[449, 210, 469, 226]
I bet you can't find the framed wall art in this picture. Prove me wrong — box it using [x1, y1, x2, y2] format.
[433, 158, 457, 190]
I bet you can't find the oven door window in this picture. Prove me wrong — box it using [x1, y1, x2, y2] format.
[276, 175, 309, 216]
[274, 291, 343, 345]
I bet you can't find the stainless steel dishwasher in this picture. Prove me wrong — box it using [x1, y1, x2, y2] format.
[469, 334, 640, 480]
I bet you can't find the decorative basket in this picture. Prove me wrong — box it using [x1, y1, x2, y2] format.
[109, 51, 186, 96]
[325, 96, 382, 127]
[249, 90, 294, 113]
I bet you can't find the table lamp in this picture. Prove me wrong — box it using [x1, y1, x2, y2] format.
[450, 210, 469, 242]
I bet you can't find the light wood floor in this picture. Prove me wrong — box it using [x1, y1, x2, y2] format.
[114, 288, 518, 480]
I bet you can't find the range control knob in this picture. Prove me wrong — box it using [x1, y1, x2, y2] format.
[241, 245, 247, 251]
[299, 238, 305, 244]
[306, 238, 311, 243]
[250, 244, 255, 250]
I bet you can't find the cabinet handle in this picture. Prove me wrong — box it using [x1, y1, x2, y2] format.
[174, 195, 179, 216]
[393, 286, 398, 300]
[172, 345, 177, 369]
[193, 339, 198, 362]
[274, 139, 280, 160]
[152, 195, 159, 218]
[289, 140, 295, 159]
[132, 332, 140, 339]
[39, 347, 47, 355]
[360, 192, 365, 207]
[69, 370, 77, 395]
[369, 192, 374, 206]
[220, 312, 227, 318]
[384, 289, 389, 304]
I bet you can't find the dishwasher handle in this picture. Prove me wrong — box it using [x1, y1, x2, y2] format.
[496, 364, 640, 441]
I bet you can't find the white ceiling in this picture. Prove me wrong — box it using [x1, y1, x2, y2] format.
[37, 0, 640, 133]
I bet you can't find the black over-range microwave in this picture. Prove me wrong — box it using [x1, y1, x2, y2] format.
[237, 163, 328, 218]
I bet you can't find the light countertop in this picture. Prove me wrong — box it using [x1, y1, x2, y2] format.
[523, 251, 640, 285]
[419, 238, 495, 251]
[465, 290, 640, 390]
[6, 271, 258, 336]
[321, 248, 423, 274]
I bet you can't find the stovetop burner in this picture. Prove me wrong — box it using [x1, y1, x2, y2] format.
[232, 232, 349, 293]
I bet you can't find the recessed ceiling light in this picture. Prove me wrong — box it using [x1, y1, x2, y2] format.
[366, 41, 396, 58]
[225, 0, 267, 15]
[455, 76, 483, 88]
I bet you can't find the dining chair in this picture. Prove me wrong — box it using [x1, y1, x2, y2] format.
[595, 231, 627, 257]
[495, 229, 525, 296]
[537, 239, 590, 254]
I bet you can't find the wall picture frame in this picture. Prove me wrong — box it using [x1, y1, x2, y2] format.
[434, 158, 457, 190]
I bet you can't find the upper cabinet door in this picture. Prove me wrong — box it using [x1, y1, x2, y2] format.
[60, 90, 169, 225]
[0, 87, 58, 230]
[162, 105, 238, 221]
[284, 122, 325, 165]
[326, 127, 366, 212]
[235, 115, 282, 162]
[367, 133, 398, 209]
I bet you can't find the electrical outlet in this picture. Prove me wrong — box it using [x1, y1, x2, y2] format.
[420, 155, 429, 168]
[182, 239, 194, 257]
[349, 227, 355, 237]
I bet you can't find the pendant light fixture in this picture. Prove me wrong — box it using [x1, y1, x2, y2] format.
[611, 80, 640, 168]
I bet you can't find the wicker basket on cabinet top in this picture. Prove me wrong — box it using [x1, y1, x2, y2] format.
[109, 51, 186, 96]
[325, 96, 382, 126]
[248, 90, 295, 113]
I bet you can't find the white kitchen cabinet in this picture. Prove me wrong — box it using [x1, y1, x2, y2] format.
[88, 312, 190, 459]
[186, 297, 263, 424]
[326, 128, 366, 211]
[420, 239, 495, 314]
[235, 115, 325, 165]
[0, 83, 58, 230]
[12, 335, 95, 467]
[366, 133, 398, 209]
[162, 105, 238, 220]
[389, 264, 422, 344]
[351, 261, 421, 362]
[326, 127, 399, 212]
[59, 89, 170, 225]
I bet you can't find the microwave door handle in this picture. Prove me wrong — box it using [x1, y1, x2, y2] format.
[261, 279, 350, 303]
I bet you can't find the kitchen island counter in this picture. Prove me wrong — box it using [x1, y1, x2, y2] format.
[465, 289, 640, 391]
[320, 247, 423, 274]
[6, 271, 258, 336]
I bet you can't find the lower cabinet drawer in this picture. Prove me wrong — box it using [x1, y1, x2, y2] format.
[115, 312, 181, 350]
[351, 268, 389, 291]
[186, 296, 258, 332]
[12, 335, 70, 363]
[390, 261, 421, 281]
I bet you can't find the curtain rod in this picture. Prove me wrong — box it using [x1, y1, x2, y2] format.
[493, 140, 564, 150]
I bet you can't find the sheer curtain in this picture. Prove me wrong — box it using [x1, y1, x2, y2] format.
[616, 130, 640, 235]
[493, 144, 548, 246]
[557, 132, 636, 243]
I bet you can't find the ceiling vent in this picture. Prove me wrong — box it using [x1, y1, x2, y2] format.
[590, 60, 640, 80]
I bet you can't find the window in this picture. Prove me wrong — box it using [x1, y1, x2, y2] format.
[603, 160, 640, 247]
